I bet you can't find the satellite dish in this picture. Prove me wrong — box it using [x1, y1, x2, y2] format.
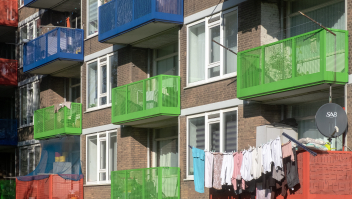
[315, 103, 347, 138]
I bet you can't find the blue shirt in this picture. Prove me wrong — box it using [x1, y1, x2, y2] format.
[192, 147, 205, 193]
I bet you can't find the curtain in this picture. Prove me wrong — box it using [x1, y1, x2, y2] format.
[188, 22, 205, 83]
[188, 117, 205, 175]
[88, 0, 98, 35]
[224, 111, 237, 152]
[88, 62, 98, 108]
[109, 132, 117, 180]
[157, 56, 177, 76]
[158, 139, 178, 167]
[224, 10, 238, 74]
[87, 136, 97, 182]
[210, 26, 220, 63]
[290, 1, 345, 37]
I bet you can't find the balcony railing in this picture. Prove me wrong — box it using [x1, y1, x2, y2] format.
[111, 75, 180, 126]
[0, 59, 17, 86]
[34, 103, 82, 139]
[0, 119, 17, 146]
[99, 0, 183, 44]
[0, 0, 18, 27]
[23, 27, 84, 75]
[111, 167, 180, 199]
[237, 28, 348, 100]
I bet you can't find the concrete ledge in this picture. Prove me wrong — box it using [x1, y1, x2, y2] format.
[181, 98, 243, 116]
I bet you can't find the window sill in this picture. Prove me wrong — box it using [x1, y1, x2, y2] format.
[85, 33, 98, 41]
[184, 74, 237, 90]
[183, 178, 194, 181]
[84, 183, 111, 187]
[18, 123, 34, 129]
[85, 105, 111, 113]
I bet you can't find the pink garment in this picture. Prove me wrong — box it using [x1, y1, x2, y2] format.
[232, 152, 245, 190]
[282, 141, 295, 162]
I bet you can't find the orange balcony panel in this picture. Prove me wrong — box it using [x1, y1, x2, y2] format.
[0, 58, 17, 86]
[0, 0, 18, 27]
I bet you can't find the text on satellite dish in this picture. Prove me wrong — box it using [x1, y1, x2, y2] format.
[326, 112, 337, 118]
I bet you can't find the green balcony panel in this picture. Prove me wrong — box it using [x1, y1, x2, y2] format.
[111, 167, 180, 199]
[237, 28, 348, 102]
[111, 75, 180, 127]
[34, 103, 82, 139]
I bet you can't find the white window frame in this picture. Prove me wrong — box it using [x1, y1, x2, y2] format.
[186, 107, 238, 180]
[19, 81, 39, 128]
[186, 7, 238, 87]
[153, 42, 179, 76]
[19, 0, 24, 9]
[86, 0, 102, 39]
[19, 144, 41, 176]
[69, 78, 81, 103]
[85, 130, 117, 185]
[19, 17, 40, 68]
[86, 52, 117, 112]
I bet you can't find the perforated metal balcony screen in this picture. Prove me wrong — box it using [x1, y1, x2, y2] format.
[239, 29, 347, 91]
[0, 0, 18, 27]
[0, 119, 17, 146]
[111, 75, 180, 124]
[111, 167, 180, 199]
[34, 103, 82, 139]
[0, 180, 15, 199]
[0, 59, 17, 86]
[23, 28, 83, 67]
[99, 0, 183, 35]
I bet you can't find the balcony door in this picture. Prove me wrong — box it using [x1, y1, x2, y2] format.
[153, 43, 178, 76]
[154, 126, 178, 168]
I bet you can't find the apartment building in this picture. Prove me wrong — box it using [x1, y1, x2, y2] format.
[9, 0, 352, 198]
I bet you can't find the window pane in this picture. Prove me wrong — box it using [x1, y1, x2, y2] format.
[210, 25, 220, 63]
[33, 82, 40, 117]
[28, 23, 34, 40]
[157, 138, 178, 167]
[223, 11, 238, 74]
[71, 86, 80, 103]
[188, 116, 205, 175]
[36, 19, 41, 37]
[208, 66, 220, 78]
[100, 140, 106, 169]
[101, 65, 107, 94]
[99, 173, 106, 181]
[210, 123, 220, 152]
[156, 43, 177, 58]
[27, 86, 33, 124]
[109, 54, 118, 89]
[29, 152, 34, 173]
[88, 0, 98, 35]
[88, 62, 98, 108]
[21, 26, 27, 41]
[35, 146, 41, 168]
[71, 78, 80, 85]
[100, 96, 107, 105]
[224, 111, 237, 152]
[109, 132, 117, 180]
[157, 56, 178, 76]
[87, 136, 97, 182]
[21, 87, 27, 126]
[20, 148, 28, 176]
[188, 22, 205, 83]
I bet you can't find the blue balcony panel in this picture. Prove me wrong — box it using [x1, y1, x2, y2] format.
[99, 0, 184, 44]
[23, 28, 84, 77]
[23, 0, 81, 12]
[0, 119, 17, 146]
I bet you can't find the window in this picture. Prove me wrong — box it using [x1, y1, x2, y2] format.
[20, 81, 40, 127]
[70, 78, 80, 103]
[19, 145, 41, 176]
[154, 43, 178, 76]
[153, 126, 178, 167]
[86, 131, 117, 184]
[288, 0, 345, 37]
[187, 8, 238, 86]
[187, 108, 238, 178]
[19, 0, 24, 8]
[87, 0, 100, 37]
[87, 53, 118, 110]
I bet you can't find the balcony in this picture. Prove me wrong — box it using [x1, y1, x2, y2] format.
[0, 0, 17, 43]
[23, 0, 80, 12]
[0, 59, 17, 86]
[23, 28, 84, 77]
[33, 103, 82, 139]
[237, 28, 348, 104]
[111, 167, 180, 199]
[111, 75, 180, 128]
[99, 0, 183, 44]
[0, 119, 17, 146]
